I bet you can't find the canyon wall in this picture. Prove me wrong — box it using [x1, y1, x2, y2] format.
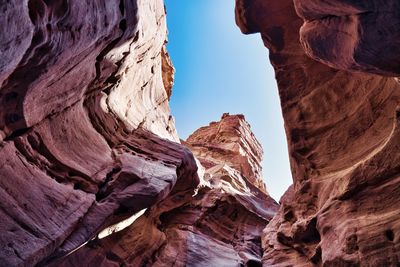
[0, 0, 201, 266]
[236, 0, 400, 266]
[1, 0, 398, 266]
[0, 1, 277, 266]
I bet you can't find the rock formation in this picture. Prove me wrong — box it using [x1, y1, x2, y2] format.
[236, 0, 400, 266]
[0, 0, 199, 266]
[51, 113, 278, 266]
[294, 0, 400, 76]
[1, 0, 399, 266]
[0, 1, 277, 266]
[185, 113, 268, 194]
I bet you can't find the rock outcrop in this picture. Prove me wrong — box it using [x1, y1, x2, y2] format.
[0, 0, 199, 266]
[236, 0, 400, 266]
[185, 113, 268, 194]
[51, 114, 278, 266]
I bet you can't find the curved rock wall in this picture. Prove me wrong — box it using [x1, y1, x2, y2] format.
[2, 0, 398, 266]
[236, 0, 400, 266]
[0, 1, 279, 266]
[0, 0, 199, 266]
[294, 0, 400, 76]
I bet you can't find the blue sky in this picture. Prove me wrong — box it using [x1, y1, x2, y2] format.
[164, 0, 292, 201]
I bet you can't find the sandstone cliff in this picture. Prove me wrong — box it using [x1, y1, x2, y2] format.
[236, 0, 400, 266]
[1, 0, 399, 266]
[0, 1, 278, 266]
[53, 113, 278, 266]
[185, 113, 268, 194]
[0, 1, 199, 266]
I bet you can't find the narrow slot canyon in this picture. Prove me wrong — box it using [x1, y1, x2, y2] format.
[0, 0, 399, 266]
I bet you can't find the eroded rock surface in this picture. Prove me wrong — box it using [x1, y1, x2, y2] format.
[0, 1, 278, 265]
[294, 0, 400, 76]
[236, 0, 400, 266]
[53, 114, 279, 266]
[0, 0, 199, 266]
[185, 113, 268, 194]
[3, 0, 398, 265]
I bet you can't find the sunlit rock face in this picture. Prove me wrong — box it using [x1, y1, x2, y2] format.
[0, 0, 199, 266]
[185, 113, 268, 194]
[236, 0, 400, 266]
[53, 114, 279, 266]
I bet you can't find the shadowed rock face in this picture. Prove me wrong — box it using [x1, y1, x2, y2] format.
[294, 0, 400, 76]
[236, 0, 400, 266]
[52, 114, 279, 267]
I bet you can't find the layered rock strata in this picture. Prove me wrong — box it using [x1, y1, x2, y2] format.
[236, 0, 400, 266]
[0, 1, 278, 265]
[2, 0, 397, 266]
[0, 0, 199, 266]
[53, 114, 279, 266]
[185, 113, 268, 194]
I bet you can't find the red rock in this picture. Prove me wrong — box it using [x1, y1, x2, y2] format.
[53, 114, 279, 266]
[236, 0, 400, 266]
[294, 0, 400, 76]
[3, 0, 398, 265]
[0, 0, 198, 265]
[161, 45, 175, 100]
[186, 113, 268, 194]
[0, 1, 277, 265]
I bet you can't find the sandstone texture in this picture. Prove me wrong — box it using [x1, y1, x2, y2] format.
[236, 0, 400, 266]
[0, 0, 199, 266]
[52, 114, 278, 266]
[294, 0, 400, 76]
[2, 0, 399, 266]
[185, 113, 268, 194]
[0, 1, 278, 265]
